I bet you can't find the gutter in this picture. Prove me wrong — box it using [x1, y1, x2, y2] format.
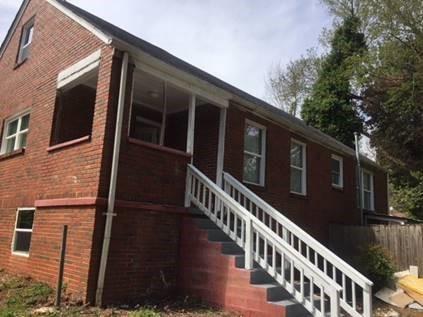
[95, 51, 129, 306]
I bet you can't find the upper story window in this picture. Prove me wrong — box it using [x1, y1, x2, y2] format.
[243, 120, 266, 186]
[12, 208, 35, 256]
[17, 19, 35, 64]
[362, 169, 375, 211]
[1, 112, 30, 155]
[331, 154, 343, 188]
[290, 139, 306, 195]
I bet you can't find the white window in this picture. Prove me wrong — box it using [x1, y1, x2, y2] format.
[18, 19, 34, 63]
[290, 140, 306, 195]
[331, 155, 343, 188]
[362, 170, 374, 211]
[12, 208, 35, 256]
[1, 112, 30, 155]
[243, 120, 266, 186]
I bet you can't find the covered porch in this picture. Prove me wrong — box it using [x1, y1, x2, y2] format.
[115, 62, 230, 206]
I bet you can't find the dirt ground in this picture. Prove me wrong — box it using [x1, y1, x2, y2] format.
[1, 270, 423, 316]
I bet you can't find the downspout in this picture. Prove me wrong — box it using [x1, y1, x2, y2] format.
[95, 51, 129, 306]
[354, 132, 364, 225]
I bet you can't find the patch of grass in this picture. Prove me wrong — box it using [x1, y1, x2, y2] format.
[0, 274, 52, 317]
[129, 308, 161, 317]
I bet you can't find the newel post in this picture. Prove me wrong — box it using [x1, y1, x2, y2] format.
[245, 217, 254, 270]
[330, 288, 340, 317]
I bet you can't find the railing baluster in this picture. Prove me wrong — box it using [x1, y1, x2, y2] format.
[324, 259, 327, 275]
[245, 217, 253, 270]
[290, 259, 294, 289]
[352, 280, 356, 309]
[264, 237, 268, 268]
[342, 273, 346, 300]
[300, 268, 304, 301]
[309, 276, 314, 312]
[272, 244, 276, 274]
[320, 286, 325, 315]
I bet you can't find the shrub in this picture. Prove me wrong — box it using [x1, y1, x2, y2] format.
[358, 244, 395, 291]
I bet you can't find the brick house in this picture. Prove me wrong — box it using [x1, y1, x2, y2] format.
[0, 1, 387, 316]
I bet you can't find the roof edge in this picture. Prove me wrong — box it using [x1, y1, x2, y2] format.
[46, 0, 112, 44]
[0, 0, 30, 59]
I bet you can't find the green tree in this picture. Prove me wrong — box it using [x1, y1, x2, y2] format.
[301, 15, 366, 147]
[359, 0, 423, 219]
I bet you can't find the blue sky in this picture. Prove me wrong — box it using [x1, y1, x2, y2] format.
[0, 0, 332, 101]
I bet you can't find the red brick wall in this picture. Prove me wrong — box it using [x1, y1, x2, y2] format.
[0, 0, 117, 303]
[223, 105, 388, 242]
[0, 205, 101, 302]
[102, 206, 182, 305]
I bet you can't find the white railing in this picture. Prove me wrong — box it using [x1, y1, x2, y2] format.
[186, 165, 342, 317]
[222, 172, 373, 317]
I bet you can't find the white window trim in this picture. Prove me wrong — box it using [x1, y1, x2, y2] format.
[331, 154, 344, 189]
[0, 110, 31, 155]
[361, 169, 375, 211]
[243, 119, 266, 186]
[290, 139, 307, 195]
[11, 207, 35, 257]
[18, 19, 35, 63]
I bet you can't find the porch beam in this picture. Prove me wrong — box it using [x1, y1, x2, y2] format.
[186, 94, 196, 156]
[216, 107, 227, 187]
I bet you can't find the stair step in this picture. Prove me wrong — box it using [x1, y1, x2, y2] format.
[251, 283, 292, 302]
[207, 229, 232, 242]
[195, 218, 218, 230]
[270, 299, 311, 316]
[250, 269, 275, 284]
[221, 242, 244, 255]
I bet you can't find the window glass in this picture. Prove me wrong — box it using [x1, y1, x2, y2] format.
[331, 156, 343, 187]
[13, 209, 35, 254]
[291, 143, 303, 168]
[1, 113, 30, 155]
[243, 121, 265, 185]
[244, 125, 262, 154]
[290, 141, 306, 194]
[361, 170, 374, 210]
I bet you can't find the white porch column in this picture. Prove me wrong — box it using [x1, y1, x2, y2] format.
[186, 94, 196, 158]
[216, 107, 227, 187]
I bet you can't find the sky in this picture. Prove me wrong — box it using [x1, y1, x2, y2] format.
[0, 0, 332, 102]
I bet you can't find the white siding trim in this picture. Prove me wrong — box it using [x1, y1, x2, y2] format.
[57, 49, 101, 89]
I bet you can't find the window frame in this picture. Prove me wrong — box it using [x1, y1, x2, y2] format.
[243, 119, 266, 187]
[17, 18, 35, 64]
[331, 154, 344, 189]
[11, 208, 35, 257]
[290, 139, 307, 195]
[0, 110, 31, 155]
[361, 169, 375, 211]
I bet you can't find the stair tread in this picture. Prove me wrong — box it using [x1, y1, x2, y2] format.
[268, 299, 301, 306]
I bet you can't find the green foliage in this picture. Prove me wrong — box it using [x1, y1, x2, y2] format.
[0, 276, 52, 317]
[129, 308, 160, 317]
[358, 244, 395, 291]
[301, 15, 365, 147]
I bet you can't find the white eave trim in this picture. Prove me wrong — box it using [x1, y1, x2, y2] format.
[0, 0, 30, 59]
[46, 0, 112, 44]
[112, 38, 231, 109]
[57, 49, 101, 89]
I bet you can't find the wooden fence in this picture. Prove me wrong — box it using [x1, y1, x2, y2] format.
[329, 224, 423, 277]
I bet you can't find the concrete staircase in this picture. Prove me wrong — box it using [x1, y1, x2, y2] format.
[178, 214, 311, 317]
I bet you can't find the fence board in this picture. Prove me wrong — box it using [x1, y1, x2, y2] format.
[330, 225, 423, 277]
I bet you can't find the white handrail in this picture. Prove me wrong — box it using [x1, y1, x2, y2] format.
[186, 165, 342, 317]
[222, 171, 373, 317]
